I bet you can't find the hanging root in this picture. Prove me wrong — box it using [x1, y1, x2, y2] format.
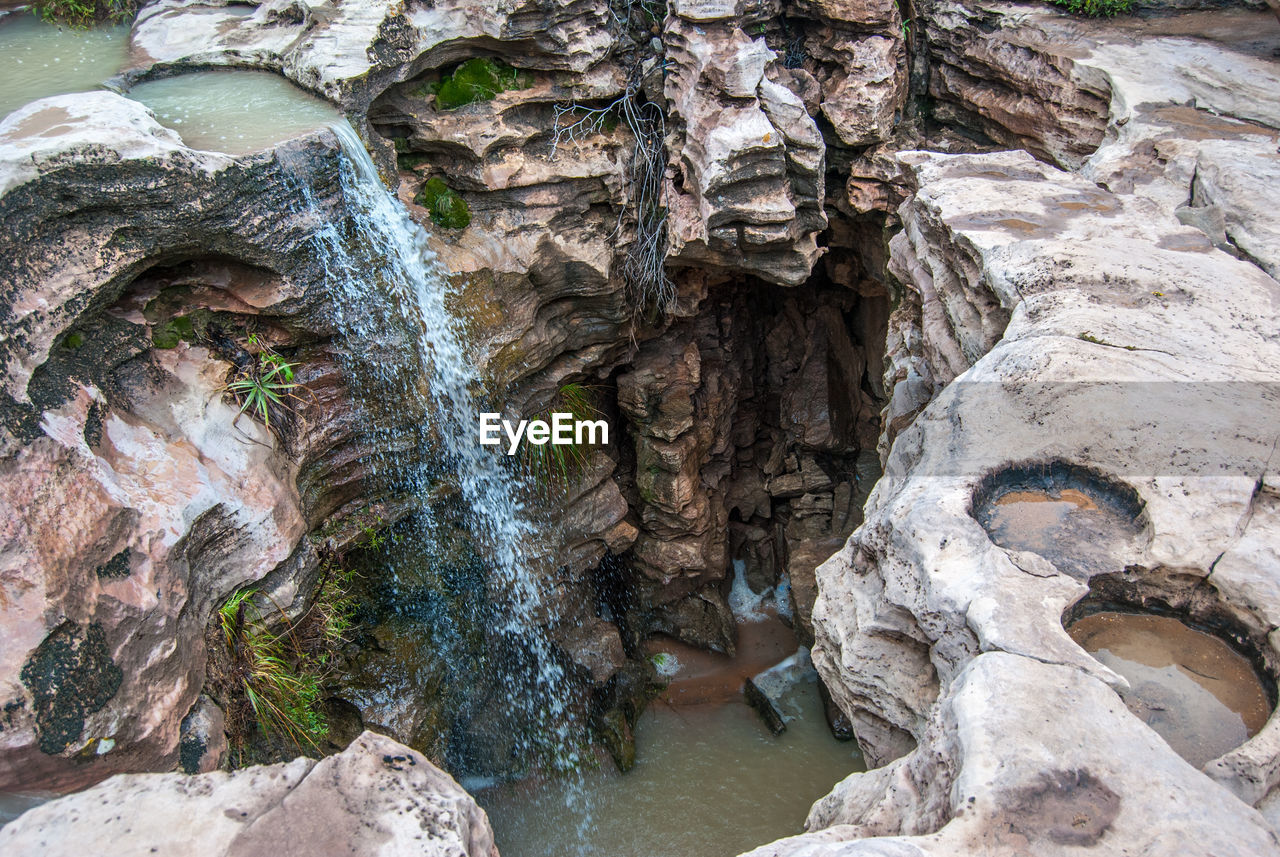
[552, 73, 676, 321]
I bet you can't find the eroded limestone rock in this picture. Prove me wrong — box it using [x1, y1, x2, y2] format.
[664, 10, 828, 285]
[781, 8, 1280, 855]
[0, 731, 499, 857]
[0, 93, 350, 791]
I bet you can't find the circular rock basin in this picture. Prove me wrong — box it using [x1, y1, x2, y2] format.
[125, 70, 341, 155]
[0, 14, 129, 120]
[974, 465, 1145, 578]
[1069, 611, 1271, 767]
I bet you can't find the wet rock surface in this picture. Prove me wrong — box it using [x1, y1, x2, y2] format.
[0, 93, 352, 792]
[779, 6, 1280, 856]
[0, 731, 498, 857]
[1069, 611, 1271, 768]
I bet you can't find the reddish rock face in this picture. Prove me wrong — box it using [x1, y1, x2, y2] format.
[616, 279, 884, 654]
[0, 95, 351, 792]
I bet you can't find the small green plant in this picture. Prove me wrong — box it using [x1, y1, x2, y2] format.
[33, 0, 135, 27]
[225, 336, 305, 428]
[217, 591, 327, 750]
[517, 382, 605, 492]
[355, 515, 404, 551]
[415, 177, 471, 229]
[1048, 0, 1132, 16]
[306, 566, 361, 655]
[429, 58, 533, 111]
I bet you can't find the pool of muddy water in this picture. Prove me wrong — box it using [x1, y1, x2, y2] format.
[977, 485, 1143, 577]
[479, 614, 864, 857]
[0, 18, 341, 156]
[0, 14, 128, 119]
[124, 70, 341, 155]
[1069, 611, 1271, 767]
[479, 678, 863, 857]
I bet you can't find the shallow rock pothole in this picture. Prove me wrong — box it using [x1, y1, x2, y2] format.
[1067, 610, 1271, 768]
[972, 462, 1148, 578]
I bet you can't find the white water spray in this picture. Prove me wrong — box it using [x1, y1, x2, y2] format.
[303, 120, 584, 776]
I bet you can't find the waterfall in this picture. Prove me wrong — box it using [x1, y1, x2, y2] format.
[301, 120, 586, 782]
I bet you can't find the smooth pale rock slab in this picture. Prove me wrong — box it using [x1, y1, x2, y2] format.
[753, 655, 1279, 856]
[1192, 140, 1280, 279]
[782, 9, 1280, 856]
[0, 93, 201, 212]
[0, 731, 499, 857]
[130, 0, 612, 111]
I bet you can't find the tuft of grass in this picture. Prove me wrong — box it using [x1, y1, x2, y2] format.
[430, 58, 533, 111]
[33, 0, 135, 27]
[224, 335, 306, 428]
[517, 382, 606, 492]
[217, 591, 328, 751]
[214, 563, 359, 757]
[1048, 0, 1132, 16]
[414, 177, 471, 229]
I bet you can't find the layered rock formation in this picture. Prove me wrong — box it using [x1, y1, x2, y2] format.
[760, 5, 1280, 856]
[0, 731, 498, 857]
[6, 0, 1280, 855]
[662, 0, 906, 284]
[663, 8, 828, 284]
[617, 278, 884, 653]
[0, 93, 366, 791]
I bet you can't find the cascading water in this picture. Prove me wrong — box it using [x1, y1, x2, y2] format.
[297, 120, 589, 793]
[284, 123, 864, 857]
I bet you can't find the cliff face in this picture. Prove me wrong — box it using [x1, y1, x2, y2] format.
[0, 94, 334, 789]
[770, 5, 1280, 856]
[0, 0, 904, 792]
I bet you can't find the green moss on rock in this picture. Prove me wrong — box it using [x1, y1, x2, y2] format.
[433, 58, 533, 111]
[1048, 0, 1132, 15]
[95, 549, 132, 579]
[151, 315, 196, 349]
[20, 622, 123, 755]
[415, 177, 471, 229]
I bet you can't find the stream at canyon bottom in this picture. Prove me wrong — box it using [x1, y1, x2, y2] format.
[479, 674, 864, 857]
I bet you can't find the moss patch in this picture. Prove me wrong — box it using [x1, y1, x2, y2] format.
[178, 733, 207, 774]
[95, 549, 132, 580]
[430, 58, 533, 111]
[1048, 0, 1132, 15]
[151, 315, 196, 349]
[415, 178, 471, 229]
[20, 623, 123, 755]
